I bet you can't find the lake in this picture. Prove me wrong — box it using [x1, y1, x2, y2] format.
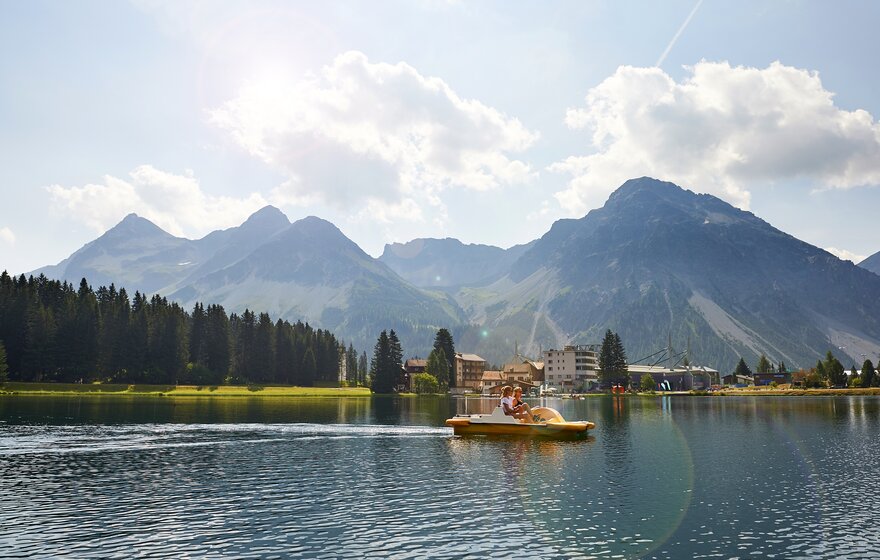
[2, 395, 879, 559]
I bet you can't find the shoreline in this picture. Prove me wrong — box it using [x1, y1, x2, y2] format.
[3, 382, 880, 398]
[0, 382, 372, 398]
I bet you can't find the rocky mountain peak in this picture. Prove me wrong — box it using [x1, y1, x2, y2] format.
[240, 205, 290, 231]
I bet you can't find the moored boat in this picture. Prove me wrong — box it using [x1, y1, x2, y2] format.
[445, 406, 594, 438]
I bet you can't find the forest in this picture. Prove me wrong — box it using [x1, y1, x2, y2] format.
[0, 271, 345, 386]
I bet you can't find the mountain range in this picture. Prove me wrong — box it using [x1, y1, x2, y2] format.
[29, 177, 880, 373]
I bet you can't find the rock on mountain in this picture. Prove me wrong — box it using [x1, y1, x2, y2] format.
[456, 177, 880, 372]
[859, 251, 880, 276]
[379, 238, 535, 288]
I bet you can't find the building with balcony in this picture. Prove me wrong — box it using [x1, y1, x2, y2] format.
[542, 345, 599, 391]
[453, 353, 486, 393]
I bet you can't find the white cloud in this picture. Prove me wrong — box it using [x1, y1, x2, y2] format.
[46, 165, 269, 237]
[211, 51, 538, 221]
[553, 61, 880, 213]
[825, 247, 867, 264]
[0, 227, 14, 246]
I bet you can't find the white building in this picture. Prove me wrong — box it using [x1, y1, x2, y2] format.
[542, 344, 600, 391]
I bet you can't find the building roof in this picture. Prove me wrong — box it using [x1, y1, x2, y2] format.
[481, 370, 504, 382]
[627, 364, 718, 375]
[457, 353, 485, 362]
[405, 359, 427, 368]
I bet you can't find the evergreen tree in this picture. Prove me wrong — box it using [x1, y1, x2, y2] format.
[388, 330, 403, 371]
[274, 320, 293, 385]
[22, 304, 57, 381]
[301, 347, 317, 383]
[756, 354, 772, 374]
[73, 280, 100, 380]
[598, 329, 615, 387]
[433, 328, 456, 387]
[204, 304, 230, 382]
[599, 329, 629, 388]
[346, 343, 358, 385]
[252, 313, 275, 382]
[358, 351, 368, 386]
[815, 359, 827, 380]
[612, 332, 629, 387]
[777, 361, 787, 374]
[734, 357, 752, 377]
[371, 330, 396, 393]
[426, 347, 449, 390]
[824, 351, 846, 387]
[862, 359, 876, 388]
[0, 340, 8, 382]
[189, 302, 208, 365]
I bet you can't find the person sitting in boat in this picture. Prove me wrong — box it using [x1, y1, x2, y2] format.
[512, 387, 534, 421]
[501, 386, 532, 423]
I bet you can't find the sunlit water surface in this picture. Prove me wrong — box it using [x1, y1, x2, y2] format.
[2, 395, 879, 559]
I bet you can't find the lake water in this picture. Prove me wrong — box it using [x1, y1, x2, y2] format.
[2, 395, 879, 559]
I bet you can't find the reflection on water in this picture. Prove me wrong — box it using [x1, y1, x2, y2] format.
[1, 395, 879, 558]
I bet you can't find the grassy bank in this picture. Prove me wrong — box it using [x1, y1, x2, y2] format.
[0, 382, 372, 398]
[712, 386, 880, 396]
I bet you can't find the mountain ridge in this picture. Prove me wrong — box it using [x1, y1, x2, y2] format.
[26, 181, 880, 372]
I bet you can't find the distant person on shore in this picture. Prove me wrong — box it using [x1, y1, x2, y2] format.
[501, 385, 532, 423]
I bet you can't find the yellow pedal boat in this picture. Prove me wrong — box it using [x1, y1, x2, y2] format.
[445, 406, 594, 438]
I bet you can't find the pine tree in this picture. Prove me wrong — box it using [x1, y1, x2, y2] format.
[433, 328, 456, 387]
[22, 304, 57, 381]
[756, 354, 772, 374]
[252, 313, 275, 383]
[598, 329, 615, 387]
[0, 340, 8, 383]
[371, 330, 396, 393]
[346, 343, 358, 385]
[862, 359, 876, 388]
[204, 304, 230, 382]
[301, 347, 317, 383]
[824, 351, 846, 387]
[612, 332, 629, 387]
[189, 302, 208, 366]
[358, 351, 368, 386]
[734, 357, 752, 377]
[426, 347, 449, 390]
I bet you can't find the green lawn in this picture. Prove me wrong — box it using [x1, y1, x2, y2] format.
[0, 382, 372, 397]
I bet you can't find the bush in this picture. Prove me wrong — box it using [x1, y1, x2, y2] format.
[412, 373, 440, 394]
[804, 372, 825, 389]
[640, 374, 655, 393]
[851, 377, 863, 388]
[769, 381, 778, 389]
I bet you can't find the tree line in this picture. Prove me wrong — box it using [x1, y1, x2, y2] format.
[0, 272, 344, 386]
[733, 350, 879, 388]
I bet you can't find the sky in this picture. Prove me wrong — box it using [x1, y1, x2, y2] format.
[2, 0, 880, 274]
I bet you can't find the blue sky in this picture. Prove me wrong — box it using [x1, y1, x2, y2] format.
[2, 0, 880, 274]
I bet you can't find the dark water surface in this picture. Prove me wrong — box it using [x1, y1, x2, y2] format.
[2, 395, 879, 559]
